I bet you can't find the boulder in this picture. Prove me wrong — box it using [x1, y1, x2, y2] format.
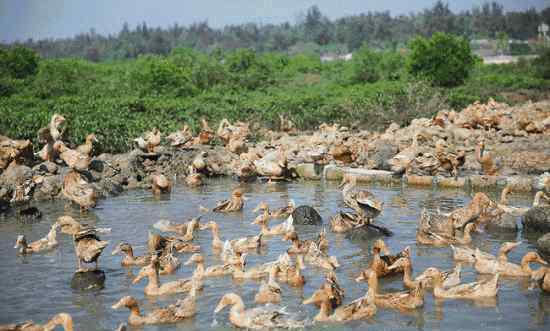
[295, 163, 322, 180]
[70, 269, 106, 290]
[15, 206, 42, 223]
[368, 140, 398, 171]
[292, 205, 323, 225]
[486, 213, 518, 232]
[522, 206, 550, 233]
[537, 232, 550, 258]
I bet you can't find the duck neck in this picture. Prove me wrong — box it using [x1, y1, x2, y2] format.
[475, 143, 484, 162]
[521, 256, 535, 273]
[229, 296, 245, 317]
[316, 300, 331, 321]
[462, 226, 473, 243]
[128, 304, 142, 320]
[125, 247, 135, 258]
[500, 188, 510, 205]
[147, 268, 160, 290]
[402, 263, 416, 289]
[194, 261, 205, 279]
[211, 227, 222, 243]
[367, 273, 379, 295]
[533, 192, 543, 207]
[46, 226, 58, 243]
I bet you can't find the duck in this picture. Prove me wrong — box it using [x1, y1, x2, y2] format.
[496, 185, 529, 216]
[213, 188, 245, 212]
[252, 211, 293, 236]
[153, 216, 200, 237]
[62, 170, 97, 211]
[112, 242, 151, 267]
[434, 139, 465, 178]
[356, 243, 409, 279]
[151, 173, 171, 195]
[416, 222, 476, 246]
[67, 228, 108, 273]
[0, 313, 73, 331]
[451, 241, 520, 263]
[420, 267, 499, 299]
[199, 220, 225, 250]
[254, 265, 282, 304]
[134, 129, 161, 153]
[132, 256, 202, 296]
[283, 230, 312, 255]
[111, 284, 198, 325]
[303, 284, 376, 322]
[36, 127, 57, 162]
[214, 293, 304, 330]
[49, 113, 66, 141]
[304, 242, 340, 270]
[228, 233, 264, 253]
[184, 253, 234, 278]
[475, 138, 499, 175]
[254, 200, 295, 219]
[474, 250, 547, 277]
[388, 257, 461, 289]
[254, 149, 288, 179]
[232, 254, 268, 280]
[357, 269, 424, 311]
[533, 191, 550, 207]
[339, 174, 383, 218]
[315, 228, 329, 252]
[318, 271, 345, 309]
[197, 118, 215, 145]
[185, 165, 203, 187]
[192, 151, 209, 173]
[329, 211, 367, 233]
[76, 133, 98, 156]
[277, 254, 306, 287]
[53, 141, 91, 172]
[14, 222, 59, 254]
[166, 124, 193, 148]
[531, 267, 550, 292]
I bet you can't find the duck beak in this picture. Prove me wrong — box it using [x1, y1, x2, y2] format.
[538, 257, 548, 265]
[111, 247, 121, 256]
[132, 273, 144, 285]
[214, 301, 226, 314]
[111, 301, 123, 310]
[184, 257, 194, 266]
[302, 296, 316, 305]
[355, 273, 366, 283]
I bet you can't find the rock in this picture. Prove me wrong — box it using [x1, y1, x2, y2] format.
[368, 140, 398, 171]
[506, 176, 533, 192]
[406, 175, 433, 186]
[70, 269, 106, 290]
[435, 176, 466, 188]
[345, 224, 393, 241]
[345, 168, 395, 183]
[33, 175, 62, 200]
[468, 175, 499, 189]
[292, 205, 323, 225]
[33, 161, 58, 175]
[537, 233, 550, 258]
[295, 163, 322, 180]
[15, 206, 42, 223]
[323, 165, 344, 181]
[486, 213, 518, 232]
[522, 206, 550, 233]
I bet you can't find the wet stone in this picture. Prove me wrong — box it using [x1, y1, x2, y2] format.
[70, 269, 106, 291]
[486, 213, 518, 232]
[522, 206, 550, 233]
[537, 233, 550, 258]
[292, 205, 323, 225]
[406, 175, 434, 186]
[16, 206, 42, 223]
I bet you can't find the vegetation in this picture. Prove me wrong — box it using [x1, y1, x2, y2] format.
[407, 33, 477, 87]
[6, 1, 548, 61]
[1, 33, 549, 154]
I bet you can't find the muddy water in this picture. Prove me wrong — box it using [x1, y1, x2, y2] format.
[0, 178, 548, 330]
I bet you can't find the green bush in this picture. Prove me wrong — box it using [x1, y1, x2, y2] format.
[509, 43, 532, 56]
[0, 45, 39, 79]
[351, 43, 382, 83]
[407, 33, 476, 87]
[534, 48, 550, 80]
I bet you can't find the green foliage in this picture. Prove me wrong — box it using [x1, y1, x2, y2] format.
[509, 43, 532, 56]
[0, 46, 39, 79]
[533, 48, 550, 79]
[0, 42, 547, 154]
[407, 33, 476, 87]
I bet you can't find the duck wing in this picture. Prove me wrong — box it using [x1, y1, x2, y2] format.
[213, 199, 230, 212]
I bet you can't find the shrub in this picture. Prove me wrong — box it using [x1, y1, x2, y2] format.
[509, 43, 532, 56]
[0, 45, 39, 79]
[533, 48, 550, 80]
[407, 32, 476, 87]
[351, 43, 382, 83]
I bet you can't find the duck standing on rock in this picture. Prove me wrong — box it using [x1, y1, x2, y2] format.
[14, 222, 59, 254]
[54, 141, 91, 172]
[0, 313, 73, 331]
[62, 170, 97, 211]
[185, 165, 203, 187]
[213, 188, 245, 212]
[475, 138, 499, 175]
[76, 133, 98, 156]
[134, 129, 161, 153]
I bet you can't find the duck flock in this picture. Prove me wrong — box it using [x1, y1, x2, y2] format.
[4, 168, 550, 330]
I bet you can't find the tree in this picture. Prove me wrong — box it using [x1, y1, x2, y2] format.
[0, 45, 40, 79]
[495, 31, 509, 55]
[351, 43, 382, 83]
[407, 32, 476, 87]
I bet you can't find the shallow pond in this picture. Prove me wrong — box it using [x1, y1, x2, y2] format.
[0, 178, 549, 330]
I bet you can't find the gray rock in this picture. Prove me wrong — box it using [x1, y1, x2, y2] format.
[292, 206, 323, 225]
[15, 206, 42, 223]
[522, 206, 550, 233]
[537, 233, 550, 258]
[369, 140, 398, 170]
[70, 269, 106, 290]
[486, 213, 518, 232]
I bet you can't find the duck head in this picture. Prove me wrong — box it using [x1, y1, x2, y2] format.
[112, 296, 139, 311]
[303, 289, 329, 305]
[199, 220, 218, 231]
[387, 257, 411, 271]
[214, 293, 241, 313]
[253, 201, 269, 213]
[112, 242, 132, 256]
[86, 133, 98, 143]
[184, 253, 204, 266]
[523, 252, 548, 266]
[43, 313, 73, 331]
[373, 239, 390, 256]
[56, 216, 81, 235]
[14, 235, 27, 249]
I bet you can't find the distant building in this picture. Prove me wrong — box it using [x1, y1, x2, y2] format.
[538, 23, 549, 41]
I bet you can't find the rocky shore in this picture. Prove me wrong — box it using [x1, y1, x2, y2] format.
[1, 99, 549, 246]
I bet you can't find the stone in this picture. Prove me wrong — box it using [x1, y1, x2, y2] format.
[468, 175, 499, 189]
[15, 206, 42, 223]
[436, 176, 466, 188]
[292, 205, 323, 225]
[295, 163, 322, 180]
[70, 269, 106, 290]
[368, 140, 399, 171]
[34, 161, 58, 175]
[323, 165, 344, 181]
[406, 175, 433, 186]
[522, 206, 550, 233]
[345, 168, 394, 183]
[345, 223, 393, 240]
[506, 176, 533, 192]
[486, 213, 518, 232]
[537, 232, 550, 258]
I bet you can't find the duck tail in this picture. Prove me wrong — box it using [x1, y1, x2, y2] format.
[153, 219, 173, 232]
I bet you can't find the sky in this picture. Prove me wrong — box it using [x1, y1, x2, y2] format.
[0, 0, 548, 42]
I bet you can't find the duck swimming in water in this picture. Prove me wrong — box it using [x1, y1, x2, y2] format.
[474, 250, 547, 277]
[355, 242, 409, 279]
[254, 265, 282, 304]
[214, 293, 305, 330]
[339, 174, 383, 218]
[112, 283, 199, 325]
[421, 267, 499, 300]
[14, 222, 59, 254]
[0, 313, 73, 331]
[151, 173, 171, 195]
[213, 188, 245, 212]
[112, 242, 151, 267]
[388, 257, 461, 289]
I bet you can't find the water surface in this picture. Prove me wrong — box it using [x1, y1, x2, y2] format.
[0, 178, 548, 330]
